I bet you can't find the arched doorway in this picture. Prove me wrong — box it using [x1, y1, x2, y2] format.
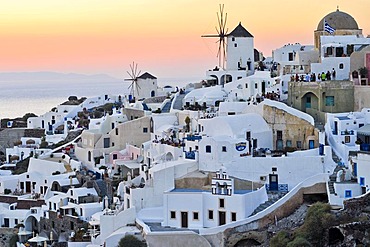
[24, 215, 39, 234]
[301, 92, 319, 112]
[165, 152, 174, 161]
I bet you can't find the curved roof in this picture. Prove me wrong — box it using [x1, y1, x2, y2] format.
[317, 9, 359, 31]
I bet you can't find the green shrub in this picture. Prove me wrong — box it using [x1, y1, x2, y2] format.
[4, 188, 12, 194]
[298, 202, 334, 246]
[287, 236, 311, 247]
[118, 235, 146, 247]
[270, 231, 291, 247]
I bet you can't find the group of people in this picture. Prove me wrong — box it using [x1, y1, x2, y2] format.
[290, 68, 336, 82]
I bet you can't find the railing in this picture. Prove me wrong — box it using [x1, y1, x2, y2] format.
[340, 130, 354, 135]
[265, 184, 288, 192]
[360, 144, 370, 152]
[185, 151, 196, 160]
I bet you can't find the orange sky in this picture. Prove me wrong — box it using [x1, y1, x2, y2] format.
[1, 0, 369, 80]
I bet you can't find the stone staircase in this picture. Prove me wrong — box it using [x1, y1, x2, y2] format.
[328, 150, 343, 195]
[249, 192, 287, 216]
[173, 93, 186, 110]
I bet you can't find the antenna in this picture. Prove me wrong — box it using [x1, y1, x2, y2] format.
[202, 4, 228, 69]
[124, 62, 141, 102]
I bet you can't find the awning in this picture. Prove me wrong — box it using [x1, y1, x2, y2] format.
[115, 160, 140, 169]
[358, 124, 370, 136]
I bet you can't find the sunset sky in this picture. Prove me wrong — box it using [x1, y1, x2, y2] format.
[1, 0, 369, 81]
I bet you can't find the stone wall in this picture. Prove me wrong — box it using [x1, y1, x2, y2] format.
[354, 85, 370, 111]
[263, 105, 319, 150]
[0, 128, 26, 153]
[0, 228, 18, 247]
[39, 211, 88, 242]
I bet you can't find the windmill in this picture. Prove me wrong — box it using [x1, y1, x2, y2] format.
[202, 4, 228, 69]
[124, 62, 141, 101]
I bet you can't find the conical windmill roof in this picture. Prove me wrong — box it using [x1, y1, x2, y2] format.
[138, 72, 157, 79]
[228, 22, 253, 38]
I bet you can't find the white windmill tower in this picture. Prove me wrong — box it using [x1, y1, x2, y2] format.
[124, 62, 141, 102]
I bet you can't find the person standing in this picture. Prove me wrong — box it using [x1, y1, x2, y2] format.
[332, 68, 336, 80]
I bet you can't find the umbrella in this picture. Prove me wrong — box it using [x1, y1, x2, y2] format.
[28, 234, 48, 243]
[18, 228, 32, 236]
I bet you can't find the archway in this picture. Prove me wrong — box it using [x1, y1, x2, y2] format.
[165, 152, 174, 161]
[24, 215, 39, 234]
[234, 238, 262, 246]
[301, 92, 319, 112]
[329, 227, 344, 245]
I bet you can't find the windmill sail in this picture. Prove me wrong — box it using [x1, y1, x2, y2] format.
[124, 62, 141, 101]
[202, 4, 228, 69]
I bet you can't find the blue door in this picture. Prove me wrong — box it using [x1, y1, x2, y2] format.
[269, 174, 278, 191]
[309, 140, 315, 149]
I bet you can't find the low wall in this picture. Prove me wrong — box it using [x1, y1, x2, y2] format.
[145, 231, 212, 247]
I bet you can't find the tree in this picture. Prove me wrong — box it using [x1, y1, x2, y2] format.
[22, 113, 37, 121]
[118, 235, 146, 247]
[185, 116, 191, 132]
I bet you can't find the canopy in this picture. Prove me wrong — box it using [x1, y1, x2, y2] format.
[28, 234, 48, 243]
[358, 124, 370, 136]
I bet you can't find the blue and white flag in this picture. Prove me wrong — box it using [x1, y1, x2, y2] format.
[324, 19, 336, 34]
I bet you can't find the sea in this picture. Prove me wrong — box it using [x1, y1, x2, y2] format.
[0, 74, 199, 120]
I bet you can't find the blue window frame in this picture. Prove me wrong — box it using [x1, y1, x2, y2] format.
[325, 96, 334, 106]
[353, 163, 357, 177]
[360, 177, 365, 186]
[345, 190, 352, 198]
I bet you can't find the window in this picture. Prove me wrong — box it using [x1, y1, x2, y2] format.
[103, 138, 110, 148]
[345, 136, 350, 143]
[195, 146, 198, 150]
[193, 212, 199, 220]
[206, 145, 212, 153]
[222, 146, 227, 152]
[170, 211, 176, 219]
[232, 37, 235, 41]
[272, 167, 277, 172]
[231, 212, 237, 221]
[115, 128, 119, 135]
[245, 83, 248, 88]
[286, 140, 292, 147]
[326, 47, 333, 56]
[288, 52, 294, 61]
[345, 190, 352, 198]
[113, 154, 118, 160]
[143, 127, 148, 133]
[360, 177, 365, 186]
[277, 131, 283, 140]
[234, 43, 237, 47]
[255, 83, 258, 89]
[297, 141, 302, 149]
[52, 221, 55, 228]
[70, 221, 74, 230]
[339, 63, 344, 69]
[208, 210, 214, 220]
[15, 219, 18, 225]
[246, 131, 251, 140]
[325, 96, 334, 106]
[219, 198, 225, 208]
